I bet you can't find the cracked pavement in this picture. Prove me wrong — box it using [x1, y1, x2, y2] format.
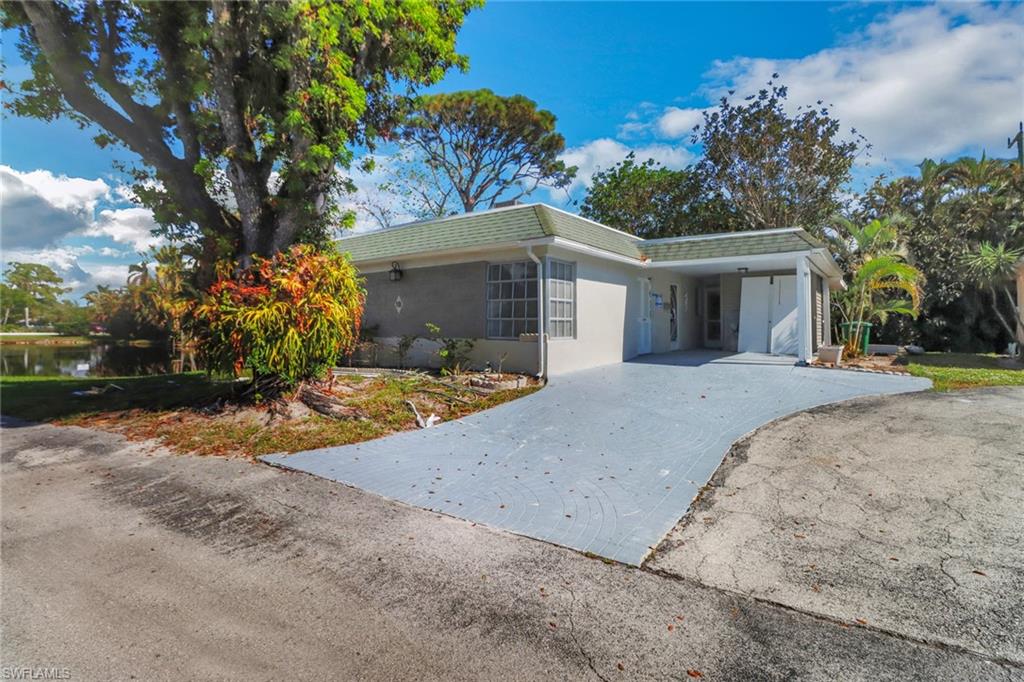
[647, 386, 1024, 669]
[2, 388, 1021, 680]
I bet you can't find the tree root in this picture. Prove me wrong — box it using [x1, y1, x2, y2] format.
[296, 382, 365, 420]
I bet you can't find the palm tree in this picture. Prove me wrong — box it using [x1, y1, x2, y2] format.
[831, 217, 925, 355]
[963, 242, 1024, 356]
[84, 285, 125, 328]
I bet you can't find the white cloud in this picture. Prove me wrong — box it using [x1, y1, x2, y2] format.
[80, 263, 131, 289]
[1, 165, 162, 297]
[0, 245, 134, 297]
[1, 164, 164, 253]
[5, 167, 110, 217]
[0, 246, 93, 293]
[86, 207, 164, 252]
[658, 4, 1024, 163]
[1, 170, 92, 250]
[656, 107, 708, 139]
[558, 138, 695, 195]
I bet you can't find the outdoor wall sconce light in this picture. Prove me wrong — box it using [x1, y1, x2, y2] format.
[389, 261, 403, 282]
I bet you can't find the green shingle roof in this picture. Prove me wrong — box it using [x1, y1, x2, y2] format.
[638, 230, 822, 262]
[337, 204, 642, 263]
[336, 204, 823, 265]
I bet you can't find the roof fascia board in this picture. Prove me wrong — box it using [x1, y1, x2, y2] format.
[351, 235, 644, 272]
[646, 250, 817, 269]
[337, 203, 536, 242]
[349, 239, 540, 271]
[640, 227, 803, 245]
[546, 236, 644, 266]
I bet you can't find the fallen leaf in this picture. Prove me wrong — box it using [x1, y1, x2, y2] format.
[617, 662, 625, 671]
[667, 624, 674, 632]
[855, 618, 868, 625]
[686, 670, 703, 678]
[972, 570, 987, 576]
[549, 622, 557, 629]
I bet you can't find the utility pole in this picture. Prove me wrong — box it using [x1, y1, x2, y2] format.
[1009, 121, 1024, 167]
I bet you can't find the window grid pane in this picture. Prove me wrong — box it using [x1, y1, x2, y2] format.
[547, 259, 575, 339]
[486, 260, 539, 339]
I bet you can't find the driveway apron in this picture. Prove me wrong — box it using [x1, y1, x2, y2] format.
[262, 351, 930, 565]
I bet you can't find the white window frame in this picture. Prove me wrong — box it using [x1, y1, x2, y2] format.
[485, 260, 539, 340]
[546, 258, 576, 340]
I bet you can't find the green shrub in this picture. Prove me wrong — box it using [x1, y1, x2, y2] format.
[425, 322, 474, 375]
[194, 245, 364, 385]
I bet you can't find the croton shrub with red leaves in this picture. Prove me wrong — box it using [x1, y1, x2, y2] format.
[194, 245, 364, 385]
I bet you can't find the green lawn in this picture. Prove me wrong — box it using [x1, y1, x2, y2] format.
[905, 353, 1024, 392]
[0, 373, 235, 422]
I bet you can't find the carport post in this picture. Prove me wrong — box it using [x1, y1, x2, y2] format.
[821, 275, 832, 347]
[796, 255, 812, 363]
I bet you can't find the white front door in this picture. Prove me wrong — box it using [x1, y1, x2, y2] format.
[738, 275, 799, 355]
[770, 275, 799, 355]
[637, 278, 652, 355]
[738, 277, 772, 352]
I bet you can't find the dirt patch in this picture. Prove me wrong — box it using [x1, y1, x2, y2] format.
[64, 374, 540, 460]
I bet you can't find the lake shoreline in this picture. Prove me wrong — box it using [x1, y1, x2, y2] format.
[0, 335, 161, 348]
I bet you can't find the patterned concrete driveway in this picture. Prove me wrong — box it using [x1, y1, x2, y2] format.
[262, 351, 930, 565]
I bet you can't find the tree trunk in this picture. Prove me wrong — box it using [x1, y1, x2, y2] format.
[987, 285, 1017, 340]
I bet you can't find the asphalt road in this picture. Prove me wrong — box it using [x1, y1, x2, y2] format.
[2, 389, 1021, 680]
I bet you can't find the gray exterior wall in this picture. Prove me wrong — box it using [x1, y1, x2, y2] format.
[362, 261, 487, 338]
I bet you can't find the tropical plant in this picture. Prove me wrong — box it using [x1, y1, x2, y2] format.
[853, 154, 1022, 351]
[830, 217, 925, 356]
[193, 245, 364, 388]
[3, 0, 477, 276]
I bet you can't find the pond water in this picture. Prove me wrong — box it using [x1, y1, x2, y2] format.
[0, 342, 178, 377]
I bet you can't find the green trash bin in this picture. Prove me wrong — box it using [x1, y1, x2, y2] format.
[840, 321, 873, 354]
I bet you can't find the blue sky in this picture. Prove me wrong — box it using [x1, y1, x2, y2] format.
[2, 2, 1022, 297]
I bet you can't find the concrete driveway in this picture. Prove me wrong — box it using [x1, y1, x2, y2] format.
[263, 351, 930, 564]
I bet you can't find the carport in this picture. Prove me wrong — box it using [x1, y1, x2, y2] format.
[642, 236, 845, 361]
[263, 352, 929, 565]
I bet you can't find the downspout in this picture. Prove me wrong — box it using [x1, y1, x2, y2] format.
[526, 247, 546, 379]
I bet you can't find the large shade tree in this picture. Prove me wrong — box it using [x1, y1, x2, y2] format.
[383, 89, 576, 218]
[579, 153, 737, 238]
[693, 78, 866, 238]
[0, 262, 70, 326]
[3, 0, 477, 276]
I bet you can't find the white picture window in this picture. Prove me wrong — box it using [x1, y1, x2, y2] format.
[547, 259, 575, 339]
[486, 261, 539, 339]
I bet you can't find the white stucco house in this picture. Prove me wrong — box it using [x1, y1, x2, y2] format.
[339, 203, 845, 376]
